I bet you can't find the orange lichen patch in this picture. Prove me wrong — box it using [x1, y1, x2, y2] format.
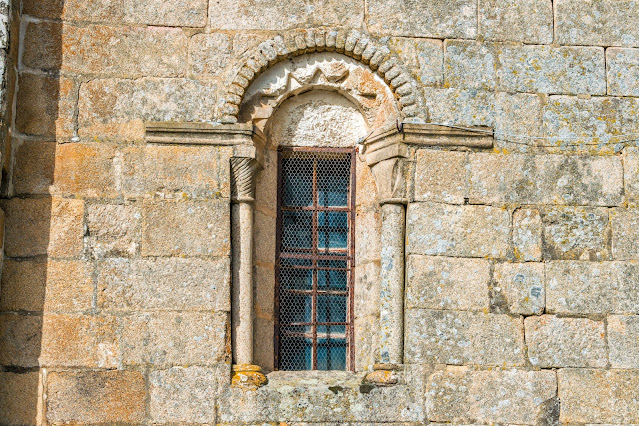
[53, 142, 118, 198]
[231, 364, 268, 390]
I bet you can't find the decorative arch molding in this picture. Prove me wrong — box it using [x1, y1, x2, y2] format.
[220, 27, 426, 124]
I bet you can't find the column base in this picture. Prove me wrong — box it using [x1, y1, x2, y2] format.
[364, 363, 401, 386]
[231, 364, 268, 390]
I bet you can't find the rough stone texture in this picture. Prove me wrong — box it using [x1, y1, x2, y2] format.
[556, 0, 639, 47]
[406, 202, 510, 258]
[387, 37, 443, 87]
[12, 139, 56, 195]
[546, 261, 639, 314]
[478, 0, 553, 43]
[0, 371, 41, 425]
[611, 208, 639, 260]
[405, 309, 525, 366]
[368, 0, 476, 38]
[469, 153, 623, 206]
[497, 45, 606, 95]
[559, 369, 639, 424]
[406, 255, 490, 311]
[493, 262, 545, 315]
[87, 203, 141, 257]
[423, 87, 495, 126]
[427, 367, 557, 424]
[626, 148, 639, 202]
[141, 199, 230, 257]
[607, 48, 639, 96]
[47, 370, 146, 423]
[542, 206, 610, 261]
[607, 314, 639, 368]
[98, 257, 230, 312]
[120, 311, 227, 366]
[189, 33, 233, 78]
[413, 149, 466, 203]
[444, 40, 496, 90]
[513, 209, 543, 261]
[494, 92, 544, 152]
[525, 315, 607, 367]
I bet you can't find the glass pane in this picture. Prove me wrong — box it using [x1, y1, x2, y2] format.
[318, 268, 347, 290]
[317, 212, 348, 250]
[279, 291, 312, 324]
[317, 157, 350, 207]
[281, 210, 312, 251]
[282, 157, 313, 207]
[280, 326, 313, 371]
[280, 267, 313, 290]
[317, 294, 347, 323]
[317, 336, 347, 370]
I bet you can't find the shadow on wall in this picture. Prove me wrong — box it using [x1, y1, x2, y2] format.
[0, 0, 63, 423]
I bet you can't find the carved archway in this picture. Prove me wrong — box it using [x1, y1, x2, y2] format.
[220, 27, 426, 125]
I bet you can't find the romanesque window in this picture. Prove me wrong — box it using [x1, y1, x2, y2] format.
[275, 147, 356, 371]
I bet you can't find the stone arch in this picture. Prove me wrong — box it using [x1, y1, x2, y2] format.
[220, 27, 426, 124]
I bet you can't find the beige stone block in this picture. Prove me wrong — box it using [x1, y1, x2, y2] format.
[406, 255, 490, 311]
[120, 311, 227, 366]
[355, 208, 381, 264]
[16, 73, 76, 139]
[414, 149, 466, 204]
[0, 259, 93, 313]
[387, 37, 444, 86]
[22, 21, 61, 71]
[608, 314, 639, 368]
[52, 142, 119, 198]
[427, 368, 556, 424]
[12, 140, 55, 195]
[354, 261, 380, 320]
[405, 309, 525, 366]
[556, 0, 639, 47]
[150, 366, 223, 423]
[479, 0, 553, 43]
[23, 0, 208, 26]
[607, 48, 639, 96]
[253, 316, 274, 372]
[444, 40, 497, 90]
[0, 314, 118, 368]
[423, 87, 495, 127]
[406, 202, 510, 259]
[626, 147, 639, 202]
[354, 314, 378, 371]
[368, 0, 476, 38]
[144, 144, 232, 199]
[253, 210, 276, 265]
[493, 262, 545, 315]
[47, 370, 146, 424]
[494, 92, 544, 153]
[209, 0, 364, 30]
[611, 208, 639, 260]
[189, 33, 232, 78]
[98, 257, 230, 312]
[513, 209, 542, 261]
[497, 45, 605, 95]
[469, 153, 623, 205]
[87, 203, 141, 257]
[254, 263, 274, 320]
[525, 315, 607, 368]
[0, 371, 42, 425]
[542, 207, 610, 260]
[547, 261, 639, 314]
[355, 154, 379, 208]
[559, 369, 639, 424]
[1, 197, 84, 258]
[142, 199, 230, 257]
[78, 78, 217, 140]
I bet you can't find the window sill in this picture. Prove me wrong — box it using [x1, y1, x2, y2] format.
[264, 370, 366, 389]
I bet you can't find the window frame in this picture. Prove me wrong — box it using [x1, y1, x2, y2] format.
[274, 146, 357, 371]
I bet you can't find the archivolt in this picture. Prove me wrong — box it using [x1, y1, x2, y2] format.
[220, 27, 425, 124]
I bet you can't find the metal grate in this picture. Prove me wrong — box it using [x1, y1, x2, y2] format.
[275, 147, 356, 371]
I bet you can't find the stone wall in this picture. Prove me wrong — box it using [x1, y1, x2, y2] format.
[1, 0, 639, 424]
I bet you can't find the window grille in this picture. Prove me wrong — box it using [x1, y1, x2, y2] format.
[275, 147, 356, 371]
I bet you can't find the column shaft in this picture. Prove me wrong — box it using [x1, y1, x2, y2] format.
[232, 201, 254, 365]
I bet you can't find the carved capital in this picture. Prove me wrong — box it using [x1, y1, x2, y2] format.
[369, 156, 407, 204]
[231, 364, 268, 390]
[231, 157, 262, 202]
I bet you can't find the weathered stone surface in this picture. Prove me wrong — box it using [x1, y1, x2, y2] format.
[150, 366, 223, 423]
[21, 20, 61, 71]
[406, 202, 510, 258]
[414, 149, 466, 204]
[13, 140, 55, 195]
[0, 371, 41, 425]
[542, 207, 610, 260]
[47, 370, 146, 424]
[142, 199, 230, 257]
[497, 45, 606, 95]
[427, 368, 556, 424]
[611, 208, 639, 260]
[120, 311, 227, 366]
[547, 261, 639, 314]
[98, 257, 230, 312]
[444, 40, 496, 90]
[608, 314, 639, 368]
[23, 0, 208, 26]
[626, 148, 639, 202]
[406, 255, 490, 311]
[607, 48, 639, 96]
[423, 87, 495, 126]
[78, 78, 217, 140]
[513, 209, 543, 261]
[87, 203, 141, 257]
[387, 37, 443, 86]
[209, 0, 364, 30]
[469, 153, 623, 206]
[559, 369, 639, 423]
[52, 142, 119, 198]
[1, 197, 84, 258]
[405, 309, 525, 366]
[525, 315, 607, 367]
[0, 259, 92, 313]
[478, 0, 553, 43]
[368, 0, 476, 38]
[0, 314, 118, 368]
[189, 33, 232, 78]
[556, 0, 639, 47]
[493, 262, 545, 315]
[354, 261, 381, 320]
[355, 209, 381, 264]
[494, 92, 544, 152]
